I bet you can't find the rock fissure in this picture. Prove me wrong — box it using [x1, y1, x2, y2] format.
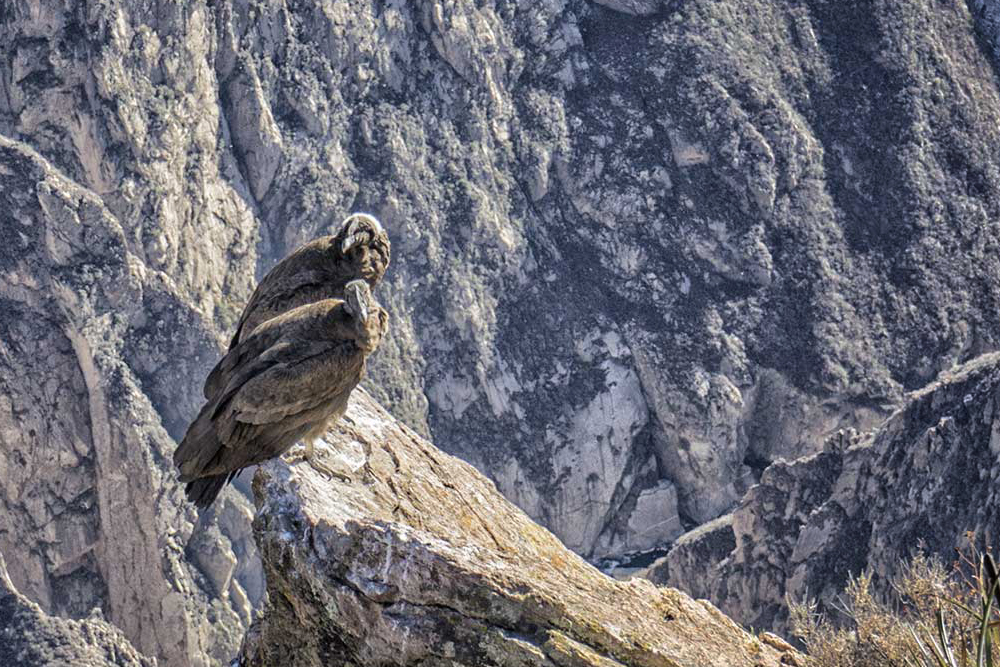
[239, 390, 798, 667]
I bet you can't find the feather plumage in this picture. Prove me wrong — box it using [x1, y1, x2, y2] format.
[175, 280, 388, 508]
[204, 214, 389, 399]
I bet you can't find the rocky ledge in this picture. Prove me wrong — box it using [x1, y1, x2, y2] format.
[650, 352, 1000, 633]
[237, 389, 800, 667]
[0, 552, 154, 667]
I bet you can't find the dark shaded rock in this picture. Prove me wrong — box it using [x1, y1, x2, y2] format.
[652, 353, 1000, 633]
[643, 514, 735, 602]
[0, 552, 155, 667]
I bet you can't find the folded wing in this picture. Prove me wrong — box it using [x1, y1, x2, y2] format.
[175, 301, 366, 483]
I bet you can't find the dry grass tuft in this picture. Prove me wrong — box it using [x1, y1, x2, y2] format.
[789, 536, 1000, 667]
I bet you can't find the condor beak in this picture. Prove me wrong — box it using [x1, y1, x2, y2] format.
[344, 280, 370, 323]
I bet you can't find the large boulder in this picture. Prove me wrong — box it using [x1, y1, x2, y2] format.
[239, 389, 802, 667]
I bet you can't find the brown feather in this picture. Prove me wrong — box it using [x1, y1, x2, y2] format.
[204, 215, 389, 399]
[174, 284, 389, 507]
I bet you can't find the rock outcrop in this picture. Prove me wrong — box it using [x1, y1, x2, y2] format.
[5, 0, 1000, 661]
[238, 388, 801, 667]
[649, 352, 1000, 633]
[0, 135, 256, 665]
[0, 552, 155, 667]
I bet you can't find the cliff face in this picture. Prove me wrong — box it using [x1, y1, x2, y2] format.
[3, 0, 1000, 663]
[0, 137, 256, 665]
[0, 553, 155, 667]
[650, 352, 1000, 633]
[5, 0, 1000, 565]
[238, 388, 801, 667]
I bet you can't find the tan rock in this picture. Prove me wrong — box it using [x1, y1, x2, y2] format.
[240, 390, 800, 667]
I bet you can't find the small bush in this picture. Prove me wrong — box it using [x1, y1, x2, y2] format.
[789, 538, 1000, 667]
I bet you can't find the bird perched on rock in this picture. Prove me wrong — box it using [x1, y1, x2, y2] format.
[174, 280, 389, 508]
[205, 212, 389, 398]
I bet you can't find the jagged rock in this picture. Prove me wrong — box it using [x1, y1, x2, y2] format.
[0, 552, 155, 667]
[974, 1, 1000, 59]
[643, 515, 735, 603]
[0, 134, 254, 665]
[651, 352, 1000, 633]
[6, 0, 1000, 661]
[238, 389, 800, 667]
[592, 478, 683, 559]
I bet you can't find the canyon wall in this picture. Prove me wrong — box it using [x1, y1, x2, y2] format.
[3, 0, 1000, 662]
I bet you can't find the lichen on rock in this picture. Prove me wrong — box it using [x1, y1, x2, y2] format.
[239, 389, 800, 667]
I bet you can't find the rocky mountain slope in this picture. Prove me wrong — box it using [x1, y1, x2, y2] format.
[238, 388, 802, 667]
[0, 137, 255, 665]
[649, 351, 1000, 633]
[1, 553, 155, 667]
[3, 0, 1000, 663]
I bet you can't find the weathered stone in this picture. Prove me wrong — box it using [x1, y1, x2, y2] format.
[593, 477, 683, 558]
[239, 389, 801, 667]
[651, 353, 1000, 634]
[186, 523, 237, 598]
[643, 514, 735, 602]
[0, 552, 155, 667]
[0, 135, 252, 667]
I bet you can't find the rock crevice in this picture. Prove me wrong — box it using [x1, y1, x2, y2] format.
[239, 389, 800, 667]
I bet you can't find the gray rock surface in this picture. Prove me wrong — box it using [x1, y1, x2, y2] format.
[238, 388, 800, 667]
[642, 514, 735, 602]
[0, 552, 155, 667]
[590, 0, 663, 16]
[973, 1, 1000, 58]
[4, 0, 1000, 661]
[0, 136, 255, 665]
[650, 352, 1000, 633]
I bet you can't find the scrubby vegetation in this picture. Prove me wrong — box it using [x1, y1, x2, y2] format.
[790, 539, 1000, 667]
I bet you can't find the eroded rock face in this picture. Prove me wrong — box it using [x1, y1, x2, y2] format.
[0, 135, 256, 665]
[320, 0, 1000, 548]
[4, 0, 1000, 572]
[238, 389, 800, 667]
[5, 0, 1000, 661]
[650, 352, 1000, 633]
[0, 552, 155, 667]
